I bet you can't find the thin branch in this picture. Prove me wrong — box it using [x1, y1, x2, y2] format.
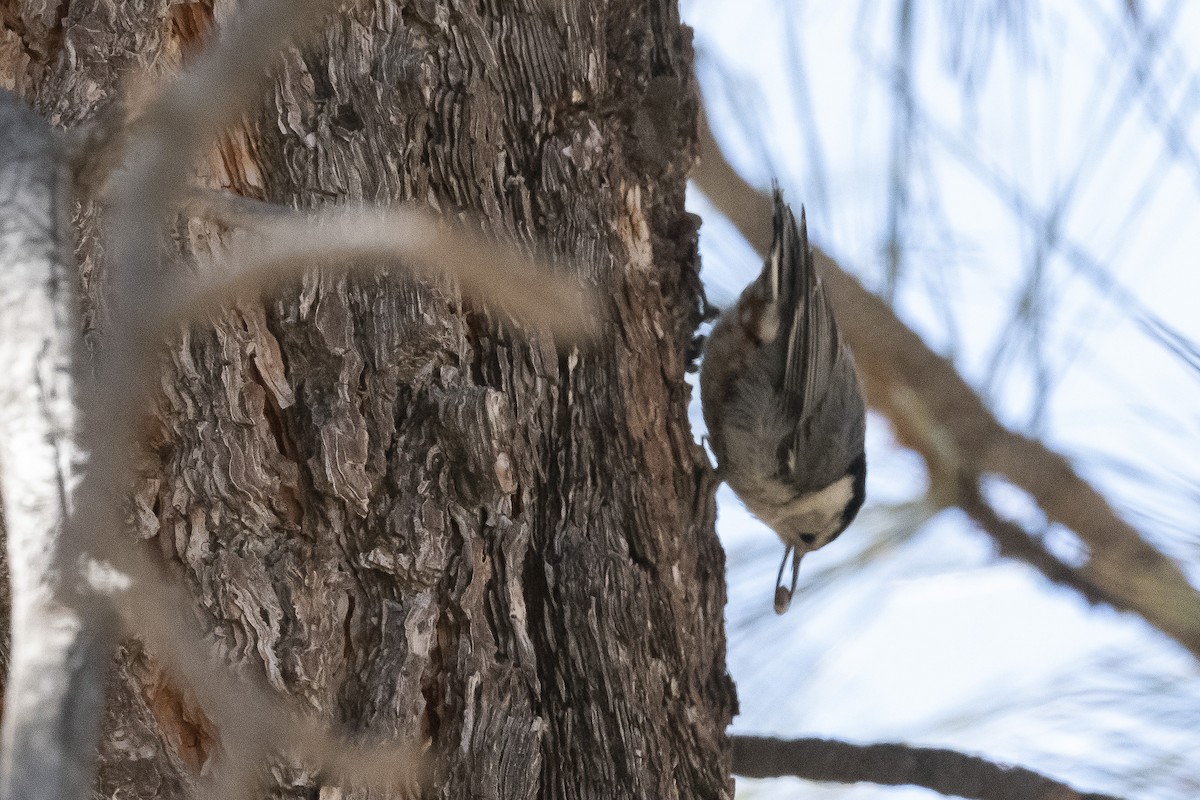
[177, 189, 597, 340]
[910, 90, 1200, 383]
[780, 1, 833, 220]
[694, 103, 1200, 663]
[732, 735, 1124, 800]
[956, 480, 1117, 608]
[883, 0, 915, 302]
[63, 97, 129, 198]
[105, 0, 346, 322]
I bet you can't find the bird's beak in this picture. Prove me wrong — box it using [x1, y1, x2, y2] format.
[773, 546, 804, 614]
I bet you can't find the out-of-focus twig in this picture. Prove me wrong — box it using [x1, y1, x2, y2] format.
[694, 104, 1200, 663]
[178, 188, 597, 340]
[732, 735, 1124, 800]
[956, 480, 1117, 607]
[119, 559, 423, 799]
[6, 0, 592, 794]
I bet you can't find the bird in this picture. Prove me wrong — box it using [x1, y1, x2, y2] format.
[700, 188, 866, 614]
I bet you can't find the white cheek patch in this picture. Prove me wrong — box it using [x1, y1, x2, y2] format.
[768, 475, 855, 546]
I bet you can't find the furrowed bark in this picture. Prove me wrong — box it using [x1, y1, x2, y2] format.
[3, 1, 425, 796]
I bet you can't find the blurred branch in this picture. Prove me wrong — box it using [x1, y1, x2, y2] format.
[955, 480, 1116, 607]
[694, 105, 1200, 663]
[100, 0, 410, 794]
[913, 95, 1200, 384]
[883, 0, 915, 302]
[780, 1, 832, 220]
[732, 735, 1124, 800]
[178, 188, 596, 340]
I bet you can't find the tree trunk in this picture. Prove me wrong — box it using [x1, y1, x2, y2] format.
[1, 0, 735, 797]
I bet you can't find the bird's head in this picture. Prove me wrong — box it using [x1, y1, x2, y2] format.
[773, 453, 867, 613]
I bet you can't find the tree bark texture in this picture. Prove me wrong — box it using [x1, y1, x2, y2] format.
[2, 1, 736, 798]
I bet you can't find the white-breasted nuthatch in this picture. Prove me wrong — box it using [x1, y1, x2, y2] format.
[701, 189, 866, 614]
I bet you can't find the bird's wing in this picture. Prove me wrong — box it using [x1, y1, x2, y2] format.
[773, 193, 844, 440]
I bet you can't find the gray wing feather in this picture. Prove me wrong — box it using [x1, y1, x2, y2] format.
[773, 193, 844, 430]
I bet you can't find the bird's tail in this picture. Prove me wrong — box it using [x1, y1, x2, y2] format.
[770, 187, 842, 420]
[767, 186, 809, 324]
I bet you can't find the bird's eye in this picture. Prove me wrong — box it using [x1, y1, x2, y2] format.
[799, 533, 817, 545]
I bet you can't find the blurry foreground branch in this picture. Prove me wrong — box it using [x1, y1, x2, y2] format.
[178, 188, 593, 339]
[694, 107, 1200, 662]
[732, 735, 1123, 800]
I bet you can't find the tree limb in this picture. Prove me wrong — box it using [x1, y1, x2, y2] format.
[732, 735, 1123, 800]
[693, 105, 1200, 661]
[177, 188, 597, 340]
[956, 480, 1118, 608]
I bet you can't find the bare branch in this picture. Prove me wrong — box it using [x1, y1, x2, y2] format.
[177, 189, 597, 340]
[693, 103, 1200, 662]
[0, 88, 118, 800]
[63, 98, 129, 199]
[956, 480, 1118, 608]
[732, 735, 1123, 800]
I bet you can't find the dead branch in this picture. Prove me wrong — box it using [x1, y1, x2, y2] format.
[693, 105, 1200, 661]
[732, 735, 1123, 800]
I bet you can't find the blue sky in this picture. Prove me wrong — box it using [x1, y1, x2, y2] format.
[683, 1, 1200, 797]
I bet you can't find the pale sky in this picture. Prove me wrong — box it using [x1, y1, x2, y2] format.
[684, 1, 1200, 797]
